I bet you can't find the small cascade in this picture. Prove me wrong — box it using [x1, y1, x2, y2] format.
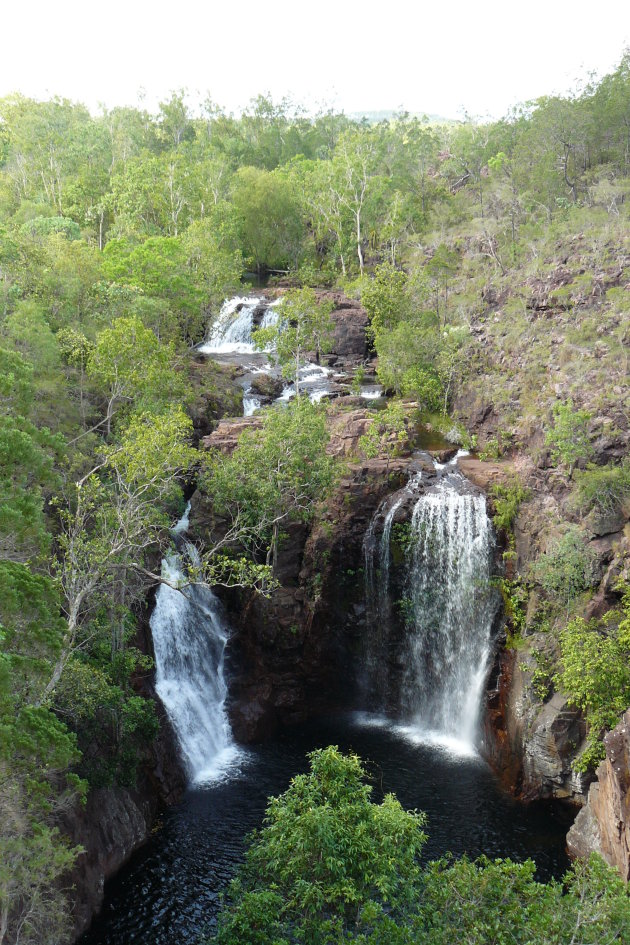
[363, 475, 421, 705]
[362, 456, 498, 753]
[242, 391, 261, 416]
[199, 296, 280, 354]
[150, 505, 240, 782]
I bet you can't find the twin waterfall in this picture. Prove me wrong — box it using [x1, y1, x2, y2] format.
[150, 462, 496, 784]
[364, 459, 497, 754]
[150, 506, 239, 783]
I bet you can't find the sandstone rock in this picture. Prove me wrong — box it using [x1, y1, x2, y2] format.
[567, 709, 630, 879]
[327, 410, 374, 456]
[201, 415, 262, 453]
[457, 456, 513, 491]
[484, 646, 588, 802]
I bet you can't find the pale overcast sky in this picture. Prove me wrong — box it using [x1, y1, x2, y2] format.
[2, 0, 629, 119]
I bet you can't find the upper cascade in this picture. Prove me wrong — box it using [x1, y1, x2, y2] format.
[198, 296, 280, 354]
[150, 505, 240, 783]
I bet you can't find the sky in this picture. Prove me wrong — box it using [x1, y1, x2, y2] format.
[2, 0, 629, 119]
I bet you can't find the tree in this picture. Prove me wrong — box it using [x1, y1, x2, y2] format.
[232, 166, 305, 273]
[203, 399, 335, 571]
[100, 237, 204, 343]
[87, 315, 187, 434]
[253, 288, 335, 398]
[213, 747, 427, 944]
[331, 129, 386, 275]
[44, 406, 197, 697]
[361, 262, 410, 340]
[425, 243, 459, 326]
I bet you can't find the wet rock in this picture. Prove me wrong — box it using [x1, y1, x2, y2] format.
[65, 787, 151, 938]
[567, 710, 630, 879]
[484, 646, 589, 802]
[250, 372, 284, 399]
[187, 358, 243, 441]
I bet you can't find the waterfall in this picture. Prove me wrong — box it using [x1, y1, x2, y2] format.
[362, 475, 421, 706]
[199, 296, 280, 354]
[150, 505, 240, 783]
[362, 459, 498, 753]
[401, 474, 496, 749]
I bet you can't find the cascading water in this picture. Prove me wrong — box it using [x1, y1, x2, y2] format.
[150, 505, 240, 782]
[401, 474, 497, 750]
[199, 296, 280, 354]
[362, 457, 498, 753]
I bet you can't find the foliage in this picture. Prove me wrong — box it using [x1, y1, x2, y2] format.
[574, 460, 630, 517]
[361, 262, 410, 338]
[496, 578, 528, 640]
[359, 401, 410, 466]
[87, 315, 189, 431]
[531, 526, 596, 611]
[529, 647, 554, 702]
[545, 400, 593, 472]
[203, 399, 335, 570]
[490, 477, 531, 536]
[212, 747, 630, 944]
[20, 214, 81, 240]
[213, 746, 427, 944]
[556, 588, 630, 771]
[254, 288, 335, 397]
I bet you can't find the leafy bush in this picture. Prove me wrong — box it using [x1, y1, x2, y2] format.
[531, 526, 596, 610]
[490, 478, 531, 535]
[213, 747, 427, 943]
[556, 588, 630, 771]
[20, 215, 81, 240]
[574, 460, 630, 516]
[545, 400, 593, 471]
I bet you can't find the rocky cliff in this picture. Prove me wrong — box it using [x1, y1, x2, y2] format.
[191, 406, 414, 741]
[567, 710, 630, 879]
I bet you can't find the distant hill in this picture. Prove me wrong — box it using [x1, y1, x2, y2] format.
[349, 109, 454, 125]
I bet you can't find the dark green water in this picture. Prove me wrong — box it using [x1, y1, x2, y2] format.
[80, 713, 574, 945]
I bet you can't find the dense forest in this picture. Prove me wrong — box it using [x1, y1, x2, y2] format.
[1, 51, 630, 944]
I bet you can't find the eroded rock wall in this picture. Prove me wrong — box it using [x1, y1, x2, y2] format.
[567, 710, 630, 879]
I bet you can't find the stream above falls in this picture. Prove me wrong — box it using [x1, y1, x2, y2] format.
[79, 713, 574, 945]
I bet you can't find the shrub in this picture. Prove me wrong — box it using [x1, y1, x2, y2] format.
[545, 400, 593, 472]
[490, 478, 531, 536]
[574, 460, 630, 516]
[556, 588, 630, 771]
[531, 526, 596, 611]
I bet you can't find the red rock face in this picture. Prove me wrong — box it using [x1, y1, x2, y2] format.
[567, 710, 630, 880]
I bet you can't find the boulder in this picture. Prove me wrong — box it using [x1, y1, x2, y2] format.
[250, 372, 284, 399]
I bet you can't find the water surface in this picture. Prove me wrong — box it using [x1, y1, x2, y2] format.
[81, 714, 574, 945]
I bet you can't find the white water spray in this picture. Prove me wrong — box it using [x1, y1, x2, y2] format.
[150, 505, 240, 783]
[362, 458, 497, 754]
[199, 297, 280, 354]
